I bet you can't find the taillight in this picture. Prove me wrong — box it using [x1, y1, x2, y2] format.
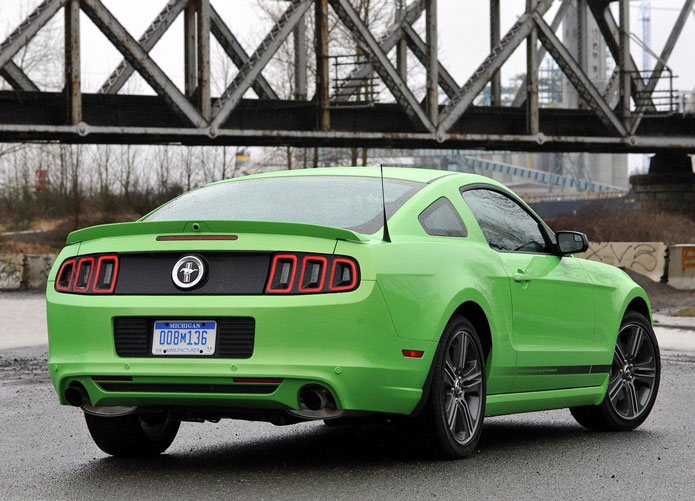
[93, 255, 119, 293]
[55, 259, 76, 291]
[266, 254, 297, 293]
[265, 253, 359, 294]
[329, 258, 358, 291]
[54, 254, 119, 294]
[298, 256, 327, 293]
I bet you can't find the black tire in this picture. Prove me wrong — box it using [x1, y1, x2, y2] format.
[84, 411, 180, 457]
[571, 311, 660, 431]
[424, 315, 486, 459]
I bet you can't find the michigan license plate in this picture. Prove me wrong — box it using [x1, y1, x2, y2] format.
[152, 320, 217, 356]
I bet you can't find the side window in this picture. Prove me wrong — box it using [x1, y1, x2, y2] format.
[461, 188, 549, 253]
[419, 197, 467, 237]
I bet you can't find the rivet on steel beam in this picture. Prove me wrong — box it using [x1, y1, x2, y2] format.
[76, 122, 89, 136]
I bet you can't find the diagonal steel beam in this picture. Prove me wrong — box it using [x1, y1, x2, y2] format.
[438, 6, 549, 136]
[0, 0, 67, 71]
[534, 13, 628, 136]
[210, 0, 312, 130]
[0, 62, 39, 91]
[512, 0, 572, 107]
[333, 0, 424, 102]
[630, 0, 695, 133]
[209, 6, 278, 100]
[329, 0, 435, 133]
[587, 0, 652, 109]
[98, 0, 188, 95]
[80, 0, 207, 128]
[401, 23, 458, 99]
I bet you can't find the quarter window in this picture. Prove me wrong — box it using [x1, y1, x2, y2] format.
[419, 197, 467, 237]
[461, 188, 549, 253]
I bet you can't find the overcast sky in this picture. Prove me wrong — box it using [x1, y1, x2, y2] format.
[1, 0, 693, 172]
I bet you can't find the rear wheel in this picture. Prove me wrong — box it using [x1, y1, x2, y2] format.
[84, 411, 180, 457]
[571, 311, 660, 431]
[424, 316, 486, 458]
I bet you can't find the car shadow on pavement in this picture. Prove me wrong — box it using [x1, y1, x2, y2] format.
[66, 417, 658, 485]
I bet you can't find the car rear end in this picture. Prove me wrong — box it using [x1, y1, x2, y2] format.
[46, 172, 436, 422]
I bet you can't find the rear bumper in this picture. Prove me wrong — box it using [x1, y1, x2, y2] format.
[46, 281, 435, 415]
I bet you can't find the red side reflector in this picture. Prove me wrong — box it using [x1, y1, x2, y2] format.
[91, 376, 133, 382]
[156, 235, 238, 241]
[402, 350, 425, 358]
[233, 377, 283, 384]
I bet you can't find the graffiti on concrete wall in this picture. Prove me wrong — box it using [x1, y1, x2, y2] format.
[0, 254, 24, 290]
[24, 254, 56, 290]
[578, 242, 667, 282]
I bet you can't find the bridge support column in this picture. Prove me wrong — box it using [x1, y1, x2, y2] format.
[490, 0, 501, 106]
[630, 152, 695, 211]
[315, 0, 330, 131]
[64, 0, 81, 125]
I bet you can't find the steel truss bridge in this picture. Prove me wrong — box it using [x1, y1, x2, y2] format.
[0, 0, 694, 152]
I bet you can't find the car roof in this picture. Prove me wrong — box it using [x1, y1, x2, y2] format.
[214, 166, 500, 187]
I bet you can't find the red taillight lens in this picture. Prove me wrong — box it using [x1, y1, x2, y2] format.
[73, 257, 95, 292]
[55, 259, 76, 291]
[54, 254, 119, 294]
[298, 256, 327, 293]
[93, 255, 119, 293]
[265, 253, 359, 294]
[329, 258, 358, 291]
[266, 254, 297, 293]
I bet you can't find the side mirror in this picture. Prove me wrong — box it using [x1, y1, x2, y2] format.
[556, 231, 589, 255]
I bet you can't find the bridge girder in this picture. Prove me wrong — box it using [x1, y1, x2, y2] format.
[0, 0, 694, 152]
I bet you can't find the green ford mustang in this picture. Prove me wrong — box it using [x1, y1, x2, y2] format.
[46, 167, 660, 458]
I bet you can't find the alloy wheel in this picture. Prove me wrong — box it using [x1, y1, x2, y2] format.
[607, 323, 658, 420]
[443, 329, 484, 445]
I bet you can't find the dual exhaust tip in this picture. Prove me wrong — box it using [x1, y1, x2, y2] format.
[65, 384, 89, 407]
[300, 385, 335, 412]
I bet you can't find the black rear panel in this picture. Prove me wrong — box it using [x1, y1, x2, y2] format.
[114, 317, 255, 358]
[114, 252, 270, 295]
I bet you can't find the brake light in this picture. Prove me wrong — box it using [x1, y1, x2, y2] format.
[266, 254, 297, 293]
[265, 253, 359, 294]
[329, 258, 358, 291]
[93, 255, 119, 293]
[298, 256, 327, 293]
[55, 259, 76, 291]
[54, 254, 119, 294]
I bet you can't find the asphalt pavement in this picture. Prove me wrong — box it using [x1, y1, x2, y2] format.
[1, 293, 695, 500]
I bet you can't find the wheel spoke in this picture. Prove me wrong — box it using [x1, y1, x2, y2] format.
[628, 327, 644, 360]
[462, 367, 483, 391]
[453, 331, 468, 369]
[458, 399, 475, 438]
[633, 363, 656, 382]
[446, 395, 458, 431]
[614, 342, 627, 367]
[625, 381, 640, 417]
[608, 375, 625, 403]
[444, 361, 457, 387]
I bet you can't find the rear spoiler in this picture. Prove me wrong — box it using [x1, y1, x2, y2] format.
[66, 220, 367, 245]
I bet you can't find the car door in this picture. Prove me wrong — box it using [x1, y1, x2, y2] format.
[461, 186, 597, 392]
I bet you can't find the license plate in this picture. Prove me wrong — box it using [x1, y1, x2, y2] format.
[152, 320, 216, 356]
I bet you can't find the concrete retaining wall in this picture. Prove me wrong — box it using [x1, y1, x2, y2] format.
[576, 242, 668, 283]
[0, 254, 56, 291]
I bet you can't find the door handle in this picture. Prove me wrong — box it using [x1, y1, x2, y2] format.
[513, 271, 532, 283]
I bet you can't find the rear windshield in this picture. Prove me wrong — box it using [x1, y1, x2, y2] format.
[144, 176, 424, 234]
